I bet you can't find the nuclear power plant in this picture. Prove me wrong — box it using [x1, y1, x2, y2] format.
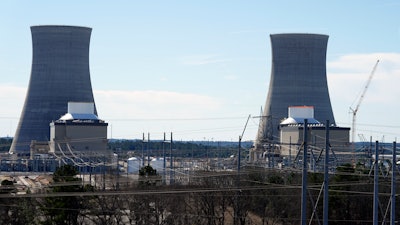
[5, 28, 352, 172]
[254, 33, 337, 149]
[10, 25, 98, 155]
[0, 27, 389, 224]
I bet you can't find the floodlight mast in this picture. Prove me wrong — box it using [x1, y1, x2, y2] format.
[350, 60, 379, 143]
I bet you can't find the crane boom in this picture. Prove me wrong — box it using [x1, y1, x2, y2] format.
[350, 60, 379, 143]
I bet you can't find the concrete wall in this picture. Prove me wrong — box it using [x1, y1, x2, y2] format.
[49, 122, 108, 156]
[280, 126, 350, 156]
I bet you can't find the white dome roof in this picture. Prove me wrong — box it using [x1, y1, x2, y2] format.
[280, 117, 321, 125]
[59, 113, 99, 121]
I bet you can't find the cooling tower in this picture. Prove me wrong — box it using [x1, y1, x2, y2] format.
[255, 33, 335, 147]
[10, 25, 97, 155]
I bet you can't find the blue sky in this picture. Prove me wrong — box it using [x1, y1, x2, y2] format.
[0, 1, 400, 142]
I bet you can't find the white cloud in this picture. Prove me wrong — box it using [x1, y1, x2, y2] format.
[0, 84, 26, 137]
[328, 53, 400, 104]
[327, 53, 400, 140]
[0, 86, 226, 139]
[94, 89, 222, 120]
[93, 90, 243, 140]
[328, 53, 380, 72]
[0, 84, 25, 116]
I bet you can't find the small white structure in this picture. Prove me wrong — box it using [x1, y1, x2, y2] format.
[150, 158, 164, 171]
[111, 153, 118, 169]
[127, 157, 142, 174]
[280, 106, 320, 125]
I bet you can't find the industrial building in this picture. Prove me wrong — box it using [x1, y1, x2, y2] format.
[10, 25, 97, 155]
[48, 102, 110, 172]
[251, 106, 350, 164]
[251, 33, 351, 164]
[49, 102, 108, 155]
[279, 106, 350, 157]
[255, 33, 336, 149]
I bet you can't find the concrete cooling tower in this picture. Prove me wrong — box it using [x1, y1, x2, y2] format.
[255, 33, 336, 148]
[10, 25, 97, 155]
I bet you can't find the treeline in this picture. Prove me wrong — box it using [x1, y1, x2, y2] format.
[0, 163, 398, 224]
[108, 139, 241, 159]
[0, 138, 250, 158]
[0, 138, 12, 151]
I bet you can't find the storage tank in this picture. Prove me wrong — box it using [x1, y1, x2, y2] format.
[150, 158, 164, 171]
[111, 153, 118, 169]
[127, 157, 142, 174]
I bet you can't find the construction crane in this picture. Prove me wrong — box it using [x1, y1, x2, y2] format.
[350, 60, 379, 143]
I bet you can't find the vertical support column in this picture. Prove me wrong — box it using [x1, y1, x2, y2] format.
[369, 136, 373, 167]
[272, 143, 275, 168]
[323, 120, 330, 225]
[238, 135, 241, 172]
[147, 133, 150, 166]
[391, 141, 396, 225]
[268, 146, 271, 168]
[288, 136, 292, 167]
[235, 136, 242, 225]
[102, 156, 106, 191]
[206, 140, 209, 171]
[116, 151, 119, 190]
[373, 141, 379, 225]
[170, 132, 173, 185]
[142, 133, 145, 167]
[301, 119, 308, 225]
[163, 132, 166, 185]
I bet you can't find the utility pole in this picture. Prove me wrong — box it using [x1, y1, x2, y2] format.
[301, 119, 308, 225]
[147, 133, 150, 166]
[373, 141, 379, 225]
[323, 120, 330, 225]
[102, 155, 106, 191]
[170, 132, 173, 185]
[391, 142, 396, 225]
[116, 150, 119, 190]
[142, 133, 145, 167]
[234, 115, 251, 225]
[238, 114, 251, 173]
[163, 132, 166, 185]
